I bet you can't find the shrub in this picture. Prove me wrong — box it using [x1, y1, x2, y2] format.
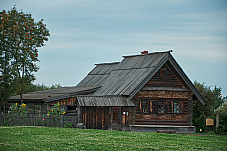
[48, 103, 65, 115]
[64, 122, 74, 128]
[215, 124, 226, 135]
[8, 103, 28, 115]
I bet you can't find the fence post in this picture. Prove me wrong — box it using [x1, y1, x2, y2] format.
[60, 115, 63, 128]
[51, 115, 55, 127]
[17, 113, 19, 126]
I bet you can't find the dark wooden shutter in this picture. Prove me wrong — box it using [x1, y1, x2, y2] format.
[164, 101, 168, 113]
[154, 101, 158, 114]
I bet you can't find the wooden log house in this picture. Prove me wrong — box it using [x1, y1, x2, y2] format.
[10, 51, 204, 132]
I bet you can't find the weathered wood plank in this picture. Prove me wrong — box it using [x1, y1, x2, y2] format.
[136, 91, 189, 98]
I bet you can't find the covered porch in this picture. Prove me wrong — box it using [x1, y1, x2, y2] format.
[76, 95, 135, 130]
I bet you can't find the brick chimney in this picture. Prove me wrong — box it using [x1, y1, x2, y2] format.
[141, 51, 148, 55]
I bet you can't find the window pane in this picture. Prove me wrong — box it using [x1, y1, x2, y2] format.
[174, 102, 179, 114]
[158, 101, 164, 114]
[142, 101, 148, 113]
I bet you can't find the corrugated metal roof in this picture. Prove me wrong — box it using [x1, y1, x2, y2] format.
[77, 95, 135, 106]
[76, 62, 119, 87]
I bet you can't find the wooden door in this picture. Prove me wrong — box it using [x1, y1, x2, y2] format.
[82, 107, 109, 130]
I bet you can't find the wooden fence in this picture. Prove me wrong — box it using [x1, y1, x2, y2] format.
[0, 114, 78, 128]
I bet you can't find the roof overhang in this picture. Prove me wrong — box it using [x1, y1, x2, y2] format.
[45, 86, 100, 102]
[10, 86, 100, 103]
[76, 95, 135, 107]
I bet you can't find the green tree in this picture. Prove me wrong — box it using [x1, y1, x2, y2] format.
[50, 84, 61, 89]
[193, 81, 223, 132]
[215, 104, 227, 116]
[214, 103, 227, 133]
[11, 83, 62, 96]
[0, 6, 50, 107]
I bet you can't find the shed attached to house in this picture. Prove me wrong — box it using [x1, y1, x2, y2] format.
[9, 86, 99, 114]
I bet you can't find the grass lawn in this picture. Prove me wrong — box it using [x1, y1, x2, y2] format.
[0, 126, 226, 151]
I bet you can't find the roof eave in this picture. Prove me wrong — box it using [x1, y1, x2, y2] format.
[166, 54, 205, 105]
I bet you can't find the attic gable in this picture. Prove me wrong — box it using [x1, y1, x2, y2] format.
[128, 53, 204, 105]
[144, 62, 187, 89]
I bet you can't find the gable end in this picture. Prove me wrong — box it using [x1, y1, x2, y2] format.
[144, 63, 186, 89]
[129, 53, 205, 105]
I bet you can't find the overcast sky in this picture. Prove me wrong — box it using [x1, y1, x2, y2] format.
[1, 0, 227, 96]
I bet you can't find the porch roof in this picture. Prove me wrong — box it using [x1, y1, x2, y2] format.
[76, 95, 135, 107]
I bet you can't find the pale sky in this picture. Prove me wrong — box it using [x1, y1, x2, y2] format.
[1, 0, 227, 96]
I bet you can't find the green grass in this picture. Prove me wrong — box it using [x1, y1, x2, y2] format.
[0, 126, 226, 150]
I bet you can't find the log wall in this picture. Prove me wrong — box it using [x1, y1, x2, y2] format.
[144, 63, 185, 88]
[133, 91, 193, 126]
[50, 97, 76, 106]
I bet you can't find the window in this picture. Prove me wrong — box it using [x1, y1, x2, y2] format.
[139, 99, 181, 115]
[140, 101, 150, 114]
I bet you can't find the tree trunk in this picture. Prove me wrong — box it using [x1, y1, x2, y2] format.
[216, 114, 219, 127]
[20, 92, 23, 104]
[3, 102, 5, 113]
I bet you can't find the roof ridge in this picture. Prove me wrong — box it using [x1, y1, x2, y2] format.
[95, 62, 120, 65]
[123, 50, 172, 58]
[112, 66, 155, 71]
[77, 95, 125, 97]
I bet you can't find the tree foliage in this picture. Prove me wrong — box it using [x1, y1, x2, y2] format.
[215, 103, 227, 134]
[193, 81, 223, 132]
[0, 6, 50, 105]
[215, 104, 227, 116]
[11, 83, 62, 96]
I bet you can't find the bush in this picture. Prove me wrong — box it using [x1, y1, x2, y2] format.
[48, 103, 65, 115]
[215, 124, 226, 135]
[64, 122, 74, 128]
[8, 103, 28, 115]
